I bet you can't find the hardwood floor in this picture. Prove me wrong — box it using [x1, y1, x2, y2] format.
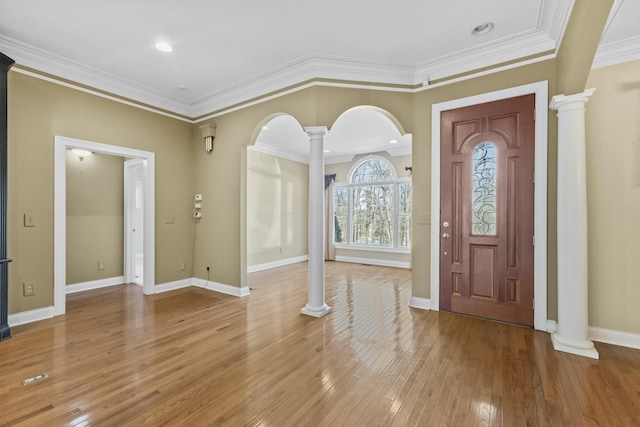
[1, 261, 639, 426]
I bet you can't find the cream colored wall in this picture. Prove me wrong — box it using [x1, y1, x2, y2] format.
[191, 90, 318, 287]
[66, 152, 124, 284]
[585, 60, 640, 334]
[325, 153, 412, 265]
[247, 150, 308, 267]
[8, 72, 194, 314]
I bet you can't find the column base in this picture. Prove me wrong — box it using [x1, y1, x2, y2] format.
[301, 304, 332, 318]
[551, 333, 599, 359]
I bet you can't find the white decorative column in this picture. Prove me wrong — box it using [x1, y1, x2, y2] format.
[549, 89, 598, 359]
[301, 126, 332, 318]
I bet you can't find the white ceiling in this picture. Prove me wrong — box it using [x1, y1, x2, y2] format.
[1, 0, 638, 162]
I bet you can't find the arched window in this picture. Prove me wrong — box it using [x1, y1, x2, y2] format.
[333, 157, 411, 250]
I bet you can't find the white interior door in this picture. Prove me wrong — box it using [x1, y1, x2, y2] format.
[125, 159, 144, 285]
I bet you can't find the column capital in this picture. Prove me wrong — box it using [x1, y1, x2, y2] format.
[304, 126, 328, 138]
[550, 88, 595, 111]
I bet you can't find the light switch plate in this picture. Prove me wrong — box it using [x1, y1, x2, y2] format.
[24, 213, 35, 227]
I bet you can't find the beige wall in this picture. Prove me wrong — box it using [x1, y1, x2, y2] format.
[9, 47, 639, 338]
[585, 59, 640, 333]
[8, 72, 194, 314]
[66, 151, 124, 284]
[247, 149, 308, 267]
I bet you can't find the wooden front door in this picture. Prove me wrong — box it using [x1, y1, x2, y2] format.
[439, 94, 535, 326]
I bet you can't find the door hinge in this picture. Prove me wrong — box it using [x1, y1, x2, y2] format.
[533, 298, 535, 310]
[532, 235, 535, 247]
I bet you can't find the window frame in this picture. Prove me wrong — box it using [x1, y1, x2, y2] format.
[333, 155, 411, 253]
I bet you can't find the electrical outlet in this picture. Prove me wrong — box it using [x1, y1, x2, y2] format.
[165, 214, 175, 224]
[179, 261, 186, 271]
[23, 282, 35, 296]
[23, 213, 35, 227]
[98, 261, 105, 270]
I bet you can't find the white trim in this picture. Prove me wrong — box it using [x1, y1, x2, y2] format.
[1, 0, 571, 120]
[335, 244, 410, 255]
[593, 35, 640, 69]
[248, 143, 309, 165]
[589, 326, 640, 350]
[409, 297, 431, 310]
[247, 255, 309, 273]
[8, 307, 55, 327]
[335, 255, 410, 269]
[429, 81, 548, 331]
[154, 279, 192, 294]
[191, 277, 250, 297]
[547, 319, 558, 333]
[54, 136, 156, 316]
[124, 159, 145, 285]
[66, 276, 125, 294]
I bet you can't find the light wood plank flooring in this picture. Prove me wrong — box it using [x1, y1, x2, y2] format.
[1, 261, 639, 426]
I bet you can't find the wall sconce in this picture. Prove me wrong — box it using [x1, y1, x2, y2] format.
[201, 123, 216, 153]
[71, 148, 93, 161]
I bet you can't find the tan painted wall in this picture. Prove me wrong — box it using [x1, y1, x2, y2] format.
[325, 153, 412, 265]
[247, 150, 308, 267]
[66, 151, 124, 284]
[7, 72, 194, 314]
[585, 60, 640, 333]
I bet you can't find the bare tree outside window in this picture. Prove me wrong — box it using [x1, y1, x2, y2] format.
[333, 158, 411, 249]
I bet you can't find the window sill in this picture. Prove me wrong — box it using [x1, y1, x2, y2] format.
[335, 244, 410, 254]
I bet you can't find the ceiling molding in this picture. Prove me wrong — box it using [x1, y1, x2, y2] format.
[249, 143, 309, 165]
[538, 0, 574, 46]
[593, 35, 640, 69]
[0, 35, 191, 116]
[415, 29, 555, 84]
[189, 54, 417, 117]
[0, 0, 574, 120]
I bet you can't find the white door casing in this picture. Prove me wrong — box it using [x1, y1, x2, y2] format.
[54, 136, 155, 315]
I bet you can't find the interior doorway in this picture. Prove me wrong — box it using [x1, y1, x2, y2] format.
[54, 135, 155, 316]
[124, 159, 145, 285]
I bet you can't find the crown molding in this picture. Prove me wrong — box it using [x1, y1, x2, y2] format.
[249, 143, 309, 165]
[415, 29, 555, 84]
[538, 0, 574, 45]
[189, 53, 416, 117]
[593, 35, 640, 69]
[0, 35, 192, 115]
[0, 0, 573, 119]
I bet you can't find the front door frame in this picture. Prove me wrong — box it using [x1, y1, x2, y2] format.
[430, 81, 548, 331]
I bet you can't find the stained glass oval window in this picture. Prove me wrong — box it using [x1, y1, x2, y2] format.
[472, 142, 497, 235]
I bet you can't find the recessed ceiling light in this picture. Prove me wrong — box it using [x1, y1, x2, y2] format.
[155, 42, 173, 52]
[324, 149, 330, 153]
[262, 126, 270, 131]
[389, 139, 399, 144]
[472, 22, 494, 36]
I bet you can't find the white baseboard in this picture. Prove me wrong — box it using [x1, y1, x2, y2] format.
[409, 296, 431, 310]
[546, 320, 640, 350]
[191, 277, 250, 297]
[8, 306, 55, 327]
[248, 255, 309, 273]
[66, 276, 125, 294]
[335, 255, 410, 269]
[589, 326, 640, 350]
[154, 278, 192, 294]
